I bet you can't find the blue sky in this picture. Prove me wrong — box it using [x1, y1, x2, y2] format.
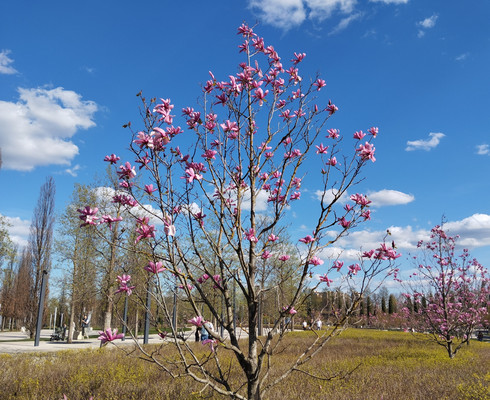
[1, 0, 489, 285]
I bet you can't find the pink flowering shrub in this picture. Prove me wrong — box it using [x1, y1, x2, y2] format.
[78, 23, 399, 399]
[402, 225, 490, 358]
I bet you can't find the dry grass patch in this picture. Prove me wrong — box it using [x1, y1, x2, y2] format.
[0, 329, 488, 399]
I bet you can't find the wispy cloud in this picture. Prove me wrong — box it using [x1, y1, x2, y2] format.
[1, 214, 30, 248]
[318, 213, 490, 261]
[248, 0, 393, 31]
[65, 164, 81, 177]
[455, 53, 469, 62]
[476, 144, 490, 155]
[0, 87, 97, 171]
[248, 0, 307, 30]
[367, 189, 415, 207]
[417, 14, 438, 38]
[0, 50, 18, 75]
[329, 12, 363, 35]
[369, 0, 409, 4]
[406, 132, 445, 151]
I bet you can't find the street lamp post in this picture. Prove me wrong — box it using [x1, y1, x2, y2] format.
[144, 280, 152, 344]
[34, 270, 48, 347]
[122, 294, 129, 341]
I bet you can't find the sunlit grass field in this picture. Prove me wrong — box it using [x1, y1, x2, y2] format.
[0, 329, 488, 399]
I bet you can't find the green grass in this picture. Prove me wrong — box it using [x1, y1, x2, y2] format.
[0, 329, 488, 399]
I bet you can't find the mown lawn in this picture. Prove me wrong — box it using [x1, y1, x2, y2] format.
[0, 329, 488, 399]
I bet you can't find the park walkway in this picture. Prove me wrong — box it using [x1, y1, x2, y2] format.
[0, 327, 254, 354]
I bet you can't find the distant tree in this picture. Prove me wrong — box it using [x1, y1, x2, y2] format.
[26, 177, 56, 338]
[0, 215, 15, 267]
[366, 296, 373, 318]
[13, 248, 33, 329]
[56, 184, 99, 342]
[381, 296, 387, 313]
[388, 294, 397, 315]
[403, 225, 489, 358]
[0, 245, 17, 330]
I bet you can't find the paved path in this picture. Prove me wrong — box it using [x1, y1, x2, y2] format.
[0, 328, 253, 354]
[0, 329, 165, 354]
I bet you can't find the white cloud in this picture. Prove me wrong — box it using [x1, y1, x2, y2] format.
[0, 87, 97, 171]
[318, 213, 490, 265]
[444, 214, 490, 248]
[65, 164, 81, 177]
[248, 0, 364, 30]
[476, 144, 490, 155]
[0, 50, 17, 75]
[417, 14, 438, 38]
[305, 0, 356, 20]
[329, 12, 363, 35]
[249, 0, 307, 30]
[369, 0, 409, 4]
[367, 189, 415, 207]
[405, 132, 445, 151]
[2, 215, 30, 248]
[455, 53, 469, 62]
[314, 188, 349, 204]
[418, 14, 438, 29]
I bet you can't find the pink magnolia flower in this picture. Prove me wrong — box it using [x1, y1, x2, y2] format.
[348, 263, 361, 276]
[327, 128, 340, 139]
[338, 217, 351, 229]
[368, 126, 378, 137]
[179, 283, 194, 291]
[77, 206, 99, 227]
[291, 52, 306, 64]
[350, 193, 371, 207]
[254, 88, 268, 105]
[163, 213, 176, 237]
[333, 260, 344, 271]
[244, 228, 259, 243]
[115, 274, 135, 296]
[319, 274, 333, 286]
[282, 306, 297, 315]
[299, 235, 316, 244]
[202, 338, 218, 352]
[98, 328, 124, 345]
[357, 142, 376, 162]
[279, 255, 291, 262]
[104, 154, 120, 164]
[144, 184, 157, 195]
[101, 214, 123, 230]
[202, 149, 218, 160]
[309, 256, 324, 266]
[362, 249, 375, 258]
[188, 316, 205, 327]
[145, 261, 166, 274]
[268, 234, 279, 242]
[361, 210, 372, 221]
[316, 143, 329, 154]
[290, 191, 301, 201]
[353, 131, 366, 140]
[313, 78, 326, 90]
[197, 273, 210, 284]
[117, 162, 137, 180]
[135, 224, 156, 243]
[325, 157, 338, 166]
[220, 119, 239, 133]
[182, 168, 203, 184]
[261, 250, 272, 260]
[326, 101, 338, 115]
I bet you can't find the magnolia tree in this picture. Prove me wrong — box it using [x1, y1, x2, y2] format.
[402, 225, 489, 359]
[80, 24, 400, 400]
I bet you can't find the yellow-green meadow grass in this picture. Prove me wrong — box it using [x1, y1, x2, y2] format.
[0, 329, 487, 399]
